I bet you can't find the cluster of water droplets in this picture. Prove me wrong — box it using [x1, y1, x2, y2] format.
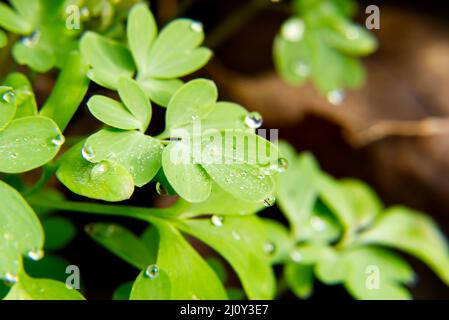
[145, 264, 159, 279]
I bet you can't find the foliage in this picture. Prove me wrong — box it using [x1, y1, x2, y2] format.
[0, 1, 448, 301]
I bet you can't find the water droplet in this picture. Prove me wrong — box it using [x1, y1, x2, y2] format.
[8, 152, 17, 159]
[290, 250, 302, 263]
[292, 61, 310, 77]
[4, 272, 18, 285]
[327, 90, 345, 105]
[21, 31, 41, 48]
[257, 174, 265, 180]
[264, 242, 276, 254]
[27, 249, 44, 261]
[86, 68, 94, 78]
[51, 134, 65, 146]
[210, 215, 224, 227]
[81, 146, 94, 161]
[281, 18, 305, 42]
[232, 231, 241, 241]
[156, 182, 168, 196]
[2, 91, 15, 103]
[191, 115, 199, 120]
[245, 112, 263, 129]
[276, 158, 289, 173]
[80, 7, 90, 19]
[310, 216, 326, 232]
[263, 195, 276, 207]
[91, 163, 107, 179]
[145, 264, 159, 279]
[190, 21, 203, 33]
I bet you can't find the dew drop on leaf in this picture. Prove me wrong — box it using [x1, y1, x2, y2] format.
[281, 18, 305, 42]
[80, 7, 90, 19]
[276, 158, 289, 173]
[156, 182, 168, 196]
[51, 134, 65, 146]
[310, 216, 326, 232]
[232, 231, 241, 241]
[264, 242, 276, 254]
[327, 90, 345, 105]
[145, 264, 159, 279]
[81, 146, 95, 161]
[244, 112, 263, 129]
[21, 31, 41, 48]
[263, 195, 276, 207]
[210, 215, 224, 227]
[4, 272, 18, 285]
[27, 249, 44, 261]
[8, 151, 17, 159]
[2, 91, 15, 103]
[90, 163, 108, 179]
[190, 21, 203, 33]
[292, 61, 310, 77]
[290, 250, 303, 263]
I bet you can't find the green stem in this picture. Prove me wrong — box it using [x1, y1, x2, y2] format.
[205, 0, 269, 48]
[27, 197, 179, 222]
[22, 163, 58, 197]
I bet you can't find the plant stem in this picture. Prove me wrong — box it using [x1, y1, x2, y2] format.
[27, 197, 179, 222]
[205, 0, 269, 48]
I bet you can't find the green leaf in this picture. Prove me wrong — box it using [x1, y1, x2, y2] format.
[262, 219, 293, 265]
[359, 206, 449, 285]
[206, 257, 228, 283]
[276, 151, 319, 239]
[341, 246, 414, 300]
[80, 31, 135, 89]
[317, 173, 354, 230]
[12, 40, 56, 73]
[185, 182, 264, 216]
[42, 217, 76, 251]
[138, 78, 183, 107]
[165, 79, 217, 130]
[40, 52, 90, 132]
[177, 215, 276, 299]
[127, 3, 157, 75]
[85, 223, 152, 270]
[151, 220, 227, 299]
[56, 142, 134, 202]
[162, 141, 212, 203]
[24, 255, 70, 282]
[113, 282, 133, 300]
[0, 3, 32, 34]
[87, 95, 142, 131]
[117, 77, 152, 132]
[147, 19, 211, 78]
[285, 263, 314, 299]
[130, 269, 171, 300]
[0, 116, 63, 174]
[340, 179, 382, 229]
[84, 129, 162, 187]
[0, 87, 17, 131]
[199, 102, 249, 131]
[0, 181, 44, 280]
[4, 272, 85, 300]
[3, 73, 38, 118]
[202, 162, 274, 202]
